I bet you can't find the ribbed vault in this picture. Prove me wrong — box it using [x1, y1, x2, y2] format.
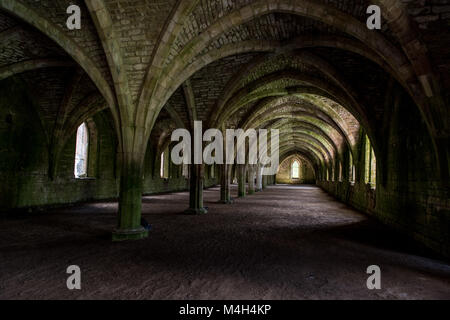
[0, 0, 448, 246]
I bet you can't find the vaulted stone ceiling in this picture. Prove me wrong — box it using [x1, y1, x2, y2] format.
[0, 0, 448, 235]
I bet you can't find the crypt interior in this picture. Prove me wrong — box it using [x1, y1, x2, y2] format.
[0, 0, 449, 299]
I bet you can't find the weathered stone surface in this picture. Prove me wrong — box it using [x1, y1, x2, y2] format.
[0, 0, 448, 258]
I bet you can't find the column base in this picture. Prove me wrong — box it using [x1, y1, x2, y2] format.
[218, 199, 233, 204]
[184, 207, 208, 215]
[112, 227, 148, 242]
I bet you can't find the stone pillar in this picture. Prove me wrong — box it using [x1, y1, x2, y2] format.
[262, 174, 267, 189]
[220, 164, 232, 204]
[248, 165, 255, 195]
[113, 153, 148, 241]
[185, 124, 207, 214]
[256, 165, 263, 191]
[237, 164, 246, 197]
[185, 164, 207, 214]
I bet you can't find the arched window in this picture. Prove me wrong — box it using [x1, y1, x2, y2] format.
[292, 160, 300, 179]
[74, 122, 89, 178]
[349, 151, 355, 184]
[160, 152, 166, 178]
[364, 135, 376, 188]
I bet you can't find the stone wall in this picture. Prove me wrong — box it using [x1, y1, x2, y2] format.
[318, 87, 450, 258]
[0, 77, 219, 212]
[0, 77, 118, 211]
[276, 155, 315, 184]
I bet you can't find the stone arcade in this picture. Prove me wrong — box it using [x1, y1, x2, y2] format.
[0, 0, 448, 299]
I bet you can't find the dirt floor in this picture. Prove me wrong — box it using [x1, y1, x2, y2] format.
[0, 185, 449, 300]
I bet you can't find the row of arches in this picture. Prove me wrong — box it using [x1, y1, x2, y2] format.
[0, 1, 448, 255]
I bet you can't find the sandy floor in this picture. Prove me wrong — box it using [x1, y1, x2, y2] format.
[0, 185, 449, 300]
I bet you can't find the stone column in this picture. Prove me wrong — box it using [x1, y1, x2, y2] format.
[248, 165, 255, 195]
[220, 164, 232, 204]
[113, 152, 148, 241]
[262, 174, 267, 189]
[185, 124, 207, 214]
[256, 165, 263, 191]
[237, 164, 246, 197]
[185, 164, 207, 214]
